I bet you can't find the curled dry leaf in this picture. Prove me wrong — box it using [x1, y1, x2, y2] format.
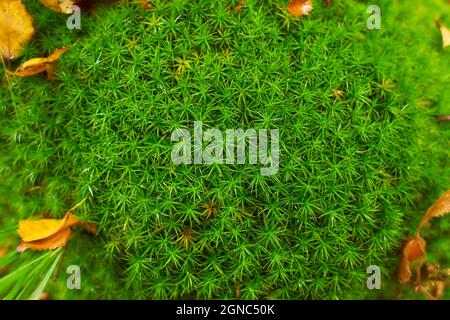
[417, 190, 450, 232]
[7, 46, 69, 80]
[18, 212, 80, 242]
[17, 227, 72, 252]
[399, 236, 426, 283]
[287, 0, 313, 17]
[0, 0, 35, 61]
[39, 0, 75, 14]
[17, 205, 96, 252]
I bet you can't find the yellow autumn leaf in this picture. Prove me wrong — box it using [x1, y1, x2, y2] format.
[0, 0, 35, 61]
[287, 0, 313, 17]
[17, 198, 96, 252]
[417, 190, 450, 232]
[39, 0, 75, 14]
[7, 46, 69, 80]
[18, 212, 80, 243]
[17, 228, 72, 252]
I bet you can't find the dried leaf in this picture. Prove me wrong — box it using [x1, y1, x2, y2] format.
[7, 46, 69, 80]
[417, 190, 450, 232]
[18, 212, 80, 243]
[0, 0, 35, 61]
[17, 199, 95, 252]
[17, 228, 72, 252]
[39, 0, 75, 14]
[399, 236, 426, 283]
[287, 0, 313, 17]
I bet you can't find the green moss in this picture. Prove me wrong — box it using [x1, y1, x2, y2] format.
[0, 0, 448, 299]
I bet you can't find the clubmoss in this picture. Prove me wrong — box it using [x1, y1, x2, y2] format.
[0, 0, 449, 299]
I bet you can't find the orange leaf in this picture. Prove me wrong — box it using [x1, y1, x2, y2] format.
[18, 212, 80, 243]
[17, 198, 95, 252]
[399, 236, 426, 283]
[287, 0, 313, 17]
[7, 46, 69, 80]
[417, 190, 450, 232]
[0, 0, 35, 61]
[17, 228, 72, 252]
[39, 0, 75, 14]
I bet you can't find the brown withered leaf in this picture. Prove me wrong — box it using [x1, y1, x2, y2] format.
[0, 0, 35, 61]
[39, 0, 75, 14]
[399, 236, 427, 283]
[7, 46, 69, 80]
[417, 190, 450, 232]
[287, 0, 313, 17]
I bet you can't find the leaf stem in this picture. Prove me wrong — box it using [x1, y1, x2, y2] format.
[67, 197, 90, 213]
